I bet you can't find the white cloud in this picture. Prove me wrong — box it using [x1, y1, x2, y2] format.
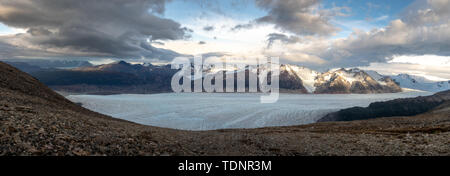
[387, 55, 450, 67]
[359, 60, 450, 81]
[374, 15, 389, 22]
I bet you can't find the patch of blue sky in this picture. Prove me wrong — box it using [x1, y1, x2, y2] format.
[323, 0, 415, 38]
[164, 0, 266, 23]
[0, 23, 19, 35]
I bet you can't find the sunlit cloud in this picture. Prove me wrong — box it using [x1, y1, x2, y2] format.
[387, 55, 450, 67]
[359, 61, 450, 81]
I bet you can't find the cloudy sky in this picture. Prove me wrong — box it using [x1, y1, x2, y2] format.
[0, 0, 449, 80]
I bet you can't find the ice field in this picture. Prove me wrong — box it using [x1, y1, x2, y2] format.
[66, 91, 432, 130]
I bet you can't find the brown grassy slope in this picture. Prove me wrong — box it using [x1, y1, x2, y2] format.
[0, 61, 449, 156]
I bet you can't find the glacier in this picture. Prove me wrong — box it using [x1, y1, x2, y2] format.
[66, 91, 432, 131]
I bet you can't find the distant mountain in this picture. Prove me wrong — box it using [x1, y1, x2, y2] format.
[314, 68, 401, 94]
[242, 64, 400, 94]
[73, 60, 152, 73]
[279, 64, 319, 93]
[318, 90, 450, 122]
[31, 61, 178, 94]
[28, 61, 402, 94]
[390, 74, 450, 92]
[2, 59, 93, 69]
[3, 61, 44, 73]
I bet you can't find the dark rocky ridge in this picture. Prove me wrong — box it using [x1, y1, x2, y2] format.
[318, 90, 450, 122]
[3, 59, 93, 69]
[0, 61, 69, 104]
[32, 61, 178, 94]
[2, 61, 43, 74]
[278, 67, 309, 93]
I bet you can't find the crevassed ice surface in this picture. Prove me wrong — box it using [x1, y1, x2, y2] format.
[66, 91, 432, 131]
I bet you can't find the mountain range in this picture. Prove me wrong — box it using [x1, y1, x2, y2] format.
[4, 59, 92, 70]
[3, 60, 449, 94]
[390, 74, 450, 92]
[6, 60, 411, 94]
[29, 61, 178, 94]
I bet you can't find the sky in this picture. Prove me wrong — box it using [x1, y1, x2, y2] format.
[0, 0, 449, 80]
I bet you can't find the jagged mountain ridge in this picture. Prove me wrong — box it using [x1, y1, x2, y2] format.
[2, 59, 93, 69]
[26, 60, 401, 94]
[31, 61, 177, 94]
[313, 68, 402, 94]
[204, 64, 401, 93]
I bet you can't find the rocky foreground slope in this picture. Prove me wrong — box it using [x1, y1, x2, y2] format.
[0, 61, 449, 155]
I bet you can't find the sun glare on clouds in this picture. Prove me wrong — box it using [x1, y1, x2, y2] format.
[360, 54, 450, 81]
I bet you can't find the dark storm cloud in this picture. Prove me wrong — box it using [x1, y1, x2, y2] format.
[0, 0, 191, 60]
[254, 0, 338, 36]
[231, 23, 255, 31]
[231, 0, 343, 36]
[266, 33, 300, 48]
[27, 27, 52, 36]
[203, 26, 215, 31]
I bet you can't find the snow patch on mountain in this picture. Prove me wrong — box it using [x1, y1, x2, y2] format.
[390, 74, 450, 92]
[318, 68, 366, 85]
[335, 69, 360, 84]
[283, 64, 319, 93]
[365, 70, 388, 86]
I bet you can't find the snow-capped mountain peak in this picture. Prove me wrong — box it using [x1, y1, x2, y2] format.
[390, 74, 450, 92]
[314, 68, 402, 93]
[281, 64, 320, 93]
